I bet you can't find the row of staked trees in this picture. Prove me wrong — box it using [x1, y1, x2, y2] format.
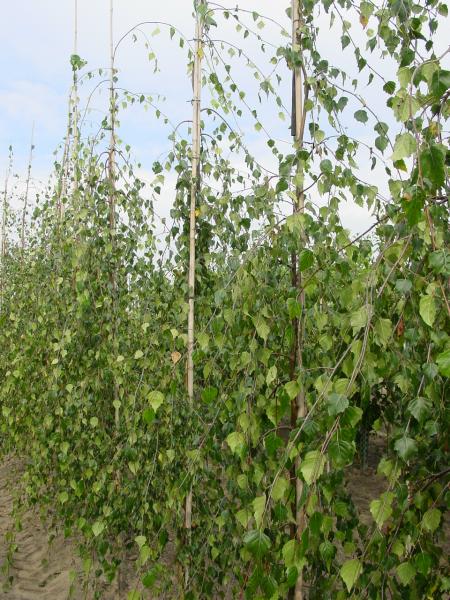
[0, 0, 449, 598]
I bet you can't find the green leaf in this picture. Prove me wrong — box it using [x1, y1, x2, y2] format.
[354, 109, 368, 123]
[253, 315, 270, 341]
[298, 249, 314, 271]
[396, 562, 416, 586]
[370, 492, 394, 528]
[226, 431, 245, 455]
[383, 80, 396, 94]
[327, 393, 349, 416]
[286, 298, 302, 319]
[300, 451, 326, 485]
[320, 159, 333, 173]
[420, 144, 446, 189]
[350, 305, 371, 330]
[436, 349, 450, 377]
[142, 566, 161, 589]
[148, 390, 164, 412]
[374, 318, 392, 347]
[419, 295, 436, 327]
[328, 439, 354, 468]
[202, 386, 218, 403]
[407, 396, 431, 423]
[394, 436, 418, 461]
[272, 476, 289, 501]
[253, 495, 266, 528]
[282, 539, 304, 569]
[243, 530, 271, 558]
[342, 405, 363, 428]
[422, 508, 441, 533]
[276, 178, 289, 193]
[392, 133, 416, 161]
[134, 349, 144, 359]
[375, 136, 388, 153]
[266, 365, 277, 386]
[142, 408, 155, 425]
[340, 558, 362, 593]
[431, 68, 450, 98]
[92, 521, 105, 537]
[429, 250, 450, 277]
[285, 380, 300, 400]
[395, 279, 412, 294]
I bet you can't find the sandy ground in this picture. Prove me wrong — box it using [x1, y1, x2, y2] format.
[0, 437, 447, 599]
[0, 456, 130, 600]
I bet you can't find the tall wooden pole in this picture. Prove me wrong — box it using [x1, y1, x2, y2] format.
[0, 148, 13, 311]
[21, 124, 35, 255]
[291, 2, 307, 599]
[184, 0, 204, 570]
[72, 0, 80, 193]
[108, 0, 116, 232]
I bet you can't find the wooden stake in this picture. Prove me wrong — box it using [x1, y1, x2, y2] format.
[184, 0, 205, 577]
[290, 2, 307, 599]
[72, 0, 80, 193]
[108, 0, 116, 232]
[21, 124, 35, 255]
[0, 148, 13, 311]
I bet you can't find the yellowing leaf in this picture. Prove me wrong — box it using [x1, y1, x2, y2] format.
[171, 351, 181, 364]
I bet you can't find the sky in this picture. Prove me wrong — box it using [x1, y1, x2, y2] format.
[0, 1, 448, 235]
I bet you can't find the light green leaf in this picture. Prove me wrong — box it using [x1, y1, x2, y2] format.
[370, 492, 394, 528]
[253, 494, 266, 528]
[392, 132, 416, 161]
[394, 436, 418, 461]
[285, 380, 300, 400]
[226, 431, 245, 455]
[419, 295, 436, 327]
[272, 476, 289, 502]
[92, 521, 105, 537]
[266, 365, 277, 386]
[135, 535, 146, 548]
[148, 390, 164, 412]
[350, 305, 371, 330]
[340, 558, 362, 593]
[282, 539, 304, 569]
[436, 349, 450, 377]
[396, 562, 416, 586]
[300, 451, 326, 485]
[374, 318, 392, 347]
[327, 393, 349, 416]
[134, 349, 144, 359]
[236, 508, 252, 528]
[253, 315, 270, 341]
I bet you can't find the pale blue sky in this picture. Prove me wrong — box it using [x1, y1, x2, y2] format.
[1, 2, 447, 232]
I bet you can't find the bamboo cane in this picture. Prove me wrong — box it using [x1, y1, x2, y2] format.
[291, 2, 307, 599]
[184, 0, 205, 580]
